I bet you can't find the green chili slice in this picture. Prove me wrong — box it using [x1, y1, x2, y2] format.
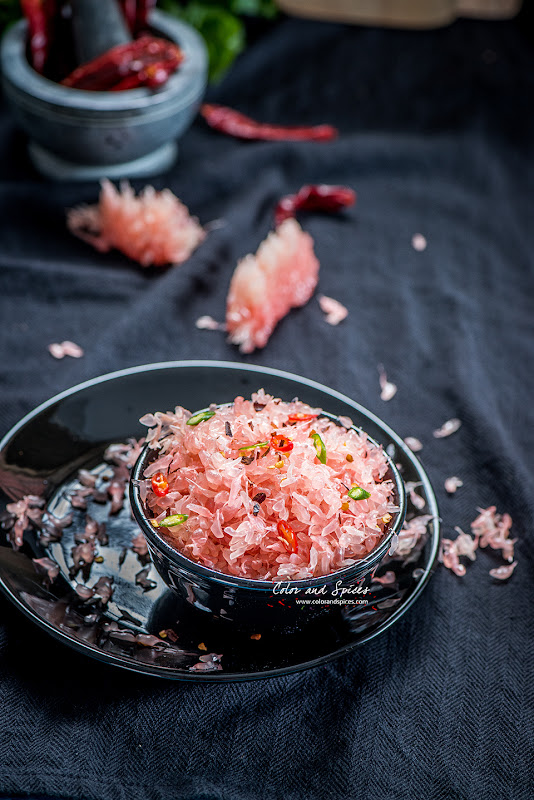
[186, 410, 216, 426]
[348, 486, 371, 501]
[238, 441, 269, 452]
[151, 514, 189, 528]
[310, 432, 327, 464]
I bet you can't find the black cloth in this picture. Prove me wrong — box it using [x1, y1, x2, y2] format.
[1, 13, 533, 800]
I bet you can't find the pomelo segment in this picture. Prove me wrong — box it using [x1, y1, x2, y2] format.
[67, 179, 205, 267]
[226, 219, 320, 353]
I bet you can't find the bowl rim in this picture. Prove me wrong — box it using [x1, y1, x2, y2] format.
[129, 400, 407, 591]
[0, 9, 207, 113]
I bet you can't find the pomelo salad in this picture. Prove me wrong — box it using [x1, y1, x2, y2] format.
[139, 391, 399, 581]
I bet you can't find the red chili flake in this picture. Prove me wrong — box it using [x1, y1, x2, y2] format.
[200, 104, 338, 143]
[274, 184, 356, 227]
[287, 412, 318, 424]
[270, 434, 293, 454]
[277, 520, 298, 553]
[151, 472, 169, 497]
[61, 35, 183, 91]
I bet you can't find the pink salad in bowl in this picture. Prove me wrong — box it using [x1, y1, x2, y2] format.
[136, 391, 402, 582]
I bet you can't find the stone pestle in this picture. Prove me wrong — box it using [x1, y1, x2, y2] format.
[72, 0, 132, 65]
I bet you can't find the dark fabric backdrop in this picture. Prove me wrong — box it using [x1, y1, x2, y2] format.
[0, 12, 533, 800]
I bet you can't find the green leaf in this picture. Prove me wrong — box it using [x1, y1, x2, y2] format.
[227, 0, 277, 18]
[160, 0, 245, 82]
[162, 0, 278, 19]
[237, 0, 279, 18]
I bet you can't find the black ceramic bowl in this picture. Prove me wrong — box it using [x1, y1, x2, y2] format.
[130, 405, 406, 632]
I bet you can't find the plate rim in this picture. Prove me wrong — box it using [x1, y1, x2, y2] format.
[0, 360, 441, 682]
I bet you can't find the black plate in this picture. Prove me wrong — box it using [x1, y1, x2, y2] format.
[0, 361, 440, 681]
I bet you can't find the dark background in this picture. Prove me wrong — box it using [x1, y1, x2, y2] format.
[0, 9, 533, 800]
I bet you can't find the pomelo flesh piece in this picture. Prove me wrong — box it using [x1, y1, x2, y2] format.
[226, 219, 320, 353]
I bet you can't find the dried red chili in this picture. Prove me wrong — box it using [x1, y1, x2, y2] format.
[134, 0, 156, 33]
[287, 412, 319, 424]
[118, 0, 158, 37]
[270, 434, 294, 454]
[61, 35, 184, 91]
[277, 520, 298, 553]
[275, 185, 356, 227]
[21, 0, 55, 74]
[200, 104, 338, 143]
[151, 472, 169, 497]
[118, 0, 137, 32]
